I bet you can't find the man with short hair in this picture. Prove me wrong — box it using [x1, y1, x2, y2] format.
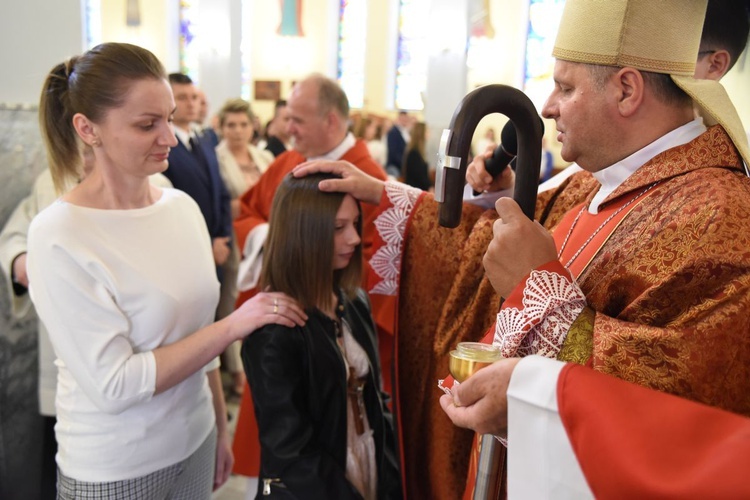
[164, 73, 232, 281]
[385, 110, 412, 178]
[695, 0, 750, 79]
[230, 73, 390, 482]
[195, 87, 219, 146]
[442, 0, 750, 496]
[265, 99, 291, 157]
[233, 74, 388, 300]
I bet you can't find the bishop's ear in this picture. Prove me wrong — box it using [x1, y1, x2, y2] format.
[614, 67, 645, 118]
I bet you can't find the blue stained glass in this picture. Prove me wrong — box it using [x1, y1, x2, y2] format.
[524, 0, 565, 109]
[179, 0, 200, 82]
[394, 0, 429, 110]
[84, 0, 102, 49]
[337, 0, 367, 109]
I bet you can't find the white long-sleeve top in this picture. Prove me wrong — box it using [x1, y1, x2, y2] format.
[27, 188, 220, 482]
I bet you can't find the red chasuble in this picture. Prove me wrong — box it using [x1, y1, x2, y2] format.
[371, 126, 750, 499]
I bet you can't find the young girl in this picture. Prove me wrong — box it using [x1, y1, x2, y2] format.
[241, 173, 402, 499]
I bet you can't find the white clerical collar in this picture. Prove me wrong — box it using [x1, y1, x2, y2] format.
[307, 132, 356, 161]
[589, 117, 706, 213]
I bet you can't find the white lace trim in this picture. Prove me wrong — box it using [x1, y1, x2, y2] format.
[493, 269, 586, 359]
[368, 182, 422, 296]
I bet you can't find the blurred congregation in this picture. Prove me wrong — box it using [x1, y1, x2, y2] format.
[1, 0, 750, 499]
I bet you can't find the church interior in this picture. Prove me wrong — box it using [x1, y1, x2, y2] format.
[1, 0, 749, 499]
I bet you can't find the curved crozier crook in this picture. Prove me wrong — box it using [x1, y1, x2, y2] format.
[435, 84, 544, 228]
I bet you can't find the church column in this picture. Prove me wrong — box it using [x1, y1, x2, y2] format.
[0, 2, 85, 498]
[423, 0, 469, 169]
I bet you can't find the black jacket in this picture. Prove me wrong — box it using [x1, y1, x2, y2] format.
[241, 290, 402, 499]
[265, 135, 287, 157]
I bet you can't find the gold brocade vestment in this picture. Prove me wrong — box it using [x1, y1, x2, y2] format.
[373, 125, 750, 499]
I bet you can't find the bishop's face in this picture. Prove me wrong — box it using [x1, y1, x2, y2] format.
[542, 60, 619, 172]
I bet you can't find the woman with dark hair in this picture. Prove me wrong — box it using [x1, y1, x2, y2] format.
[402, 121, 432, 190]
[28, 42, 306, 499]
[241, 173, 402, 499]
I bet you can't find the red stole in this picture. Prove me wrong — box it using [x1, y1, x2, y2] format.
[553, 184, 656, 278]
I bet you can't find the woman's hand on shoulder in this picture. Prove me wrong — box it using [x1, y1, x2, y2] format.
[228, 292, 307, 341]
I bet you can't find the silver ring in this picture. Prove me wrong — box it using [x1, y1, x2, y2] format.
[273, 304, 279, 314]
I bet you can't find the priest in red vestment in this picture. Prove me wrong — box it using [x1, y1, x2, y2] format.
[291, 0, 750, 495]
[231, 74, 391, 479]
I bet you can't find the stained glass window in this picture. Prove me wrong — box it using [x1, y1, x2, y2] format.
[466, 0, 494, 74]
[83, 0, 102, 50]
[337, 0, 367, 109]
[524, 0, 565, 109]
[179, 0, 200, 82]
[394, 0, 429, 111]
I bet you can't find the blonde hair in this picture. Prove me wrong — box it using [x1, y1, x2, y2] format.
[217, 98, 256, 128]
[404, 121, 427, 162]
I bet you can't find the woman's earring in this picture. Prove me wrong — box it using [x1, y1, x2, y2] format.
[91, 138, 101, 147]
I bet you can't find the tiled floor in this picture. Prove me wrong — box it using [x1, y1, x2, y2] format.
[212, 474, 253, 500]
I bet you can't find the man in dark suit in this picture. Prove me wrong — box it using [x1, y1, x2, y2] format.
[385, 110, 412, 178]
[196, 87, 220, 147]
[265, 100, 291, 157]
[165, 73, 232, 282]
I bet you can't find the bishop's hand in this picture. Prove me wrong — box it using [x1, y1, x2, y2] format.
[483, 198, 557, 298]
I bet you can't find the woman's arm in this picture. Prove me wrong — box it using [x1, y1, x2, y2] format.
[29, 226, 306, 412]
[207, 368, 233, 490]
[152, 292, 306, 394]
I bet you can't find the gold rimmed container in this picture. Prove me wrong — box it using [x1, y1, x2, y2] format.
[448, 342, 504, 382]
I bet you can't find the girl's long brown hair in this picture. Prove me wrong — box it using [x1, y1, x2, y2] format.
[260, 173, 363, 313]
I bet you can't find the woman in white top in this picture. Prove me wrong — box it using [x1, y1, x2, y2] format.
[214, 98, 275, 395]
[27, 42, 306, 499]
